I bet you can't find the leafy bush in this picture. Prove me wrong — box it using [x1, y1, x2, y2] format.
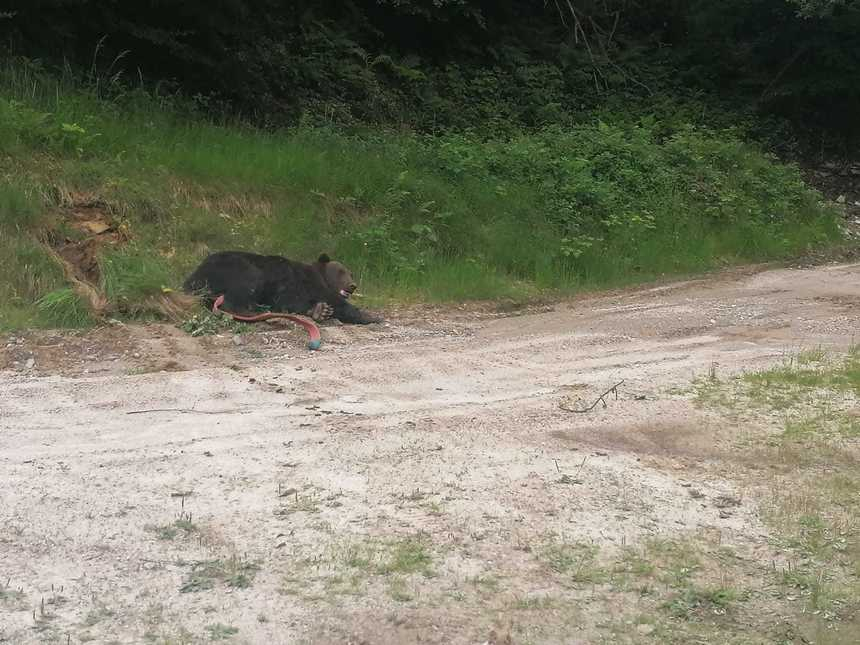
[0, 98, 102, 156]
[424, 120, 834, 280]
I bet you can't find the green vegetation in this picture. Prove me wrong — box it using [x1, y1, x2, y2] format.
[278, 535, 434, 603]
[663, 586, 737, 621]
[6, 2, 858, 148]
[341, 535, 434, 577]
[203, 624, 239, 641]
[695, 346, 860, 441]
[539, 541, 604, 584]
[145, 517, 199, 542]
[179, 557, 259, 593]
[745, 346, 860, 400]
[0, 1, 853, 330]
[693, 348, 860, 640]
[0, 59, 842, 330]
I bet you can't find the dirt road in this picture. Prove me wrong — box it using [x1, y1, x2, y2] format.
[2, 262, 859, 645]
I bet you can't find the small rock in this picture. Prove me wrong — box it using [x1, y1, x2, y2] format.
[132, 352, 141, 359]
[636, 624, 655, 636]
[25, 358, 35, 370]
[232, 335, 244, 346]
[836, 194, 846, 204]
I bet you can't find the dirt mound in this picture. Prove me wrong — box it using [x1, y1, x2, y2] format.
[49, 194, 126, 284]
[40, 195, 127, 316]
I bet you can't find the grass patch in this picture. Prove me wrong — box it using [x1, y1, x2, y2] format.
[0, 62, 844, 329]
[100, 247, 174, 308]
[645, 539, 702, 588]
[693, 347, 860, 640]
[782, 411, 860, 441]
[145, 518, 199, 541]
[663, 586, 738, 620]
[0, 181, 67, 329]
[377, 537, 434, 576]
[694, 347, 860, 443]
[36, 288, 94, 327]
[766, 474, 860, 566]
[538, 537, 706, 594]
[179, 556, 259, 593]
[145, 509, 198, 541]
[766, 481, 860, 631]
[277, 534, 435, 602]
[341, 535, 434, 577]
[526, 535, 782, 643]
[744, 346, 860, 404]
[539, 541, 604, 585]
[204, 624, 238, 641]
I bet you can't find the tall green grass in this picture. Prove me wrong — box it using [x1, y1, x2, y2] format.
[0, 59, 844, 330]
[0, 180, 67, 329]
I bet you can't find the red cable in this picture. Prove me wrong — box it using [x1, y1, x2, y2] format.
[212, 294, 322, 350]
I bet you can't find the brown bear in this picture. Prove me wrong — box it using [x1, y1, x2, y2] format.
[183, 251, 381, 324]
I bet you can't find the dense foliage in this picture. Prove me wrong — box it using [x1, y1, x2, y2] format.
[0, 2, 851, 328]
[4, 1, 859, 143]
[0, 76, 841, 328]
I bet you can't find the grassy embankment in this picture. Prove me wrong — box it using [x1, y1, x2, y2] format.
[0, 63, 843, 330]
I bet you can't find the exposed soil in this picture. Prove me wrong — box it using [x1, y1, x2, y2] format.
[1, 261, 859, 644]
[40, 194, 127, 314]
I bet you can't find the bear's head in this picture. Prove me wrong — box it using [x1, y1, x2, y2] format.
[317, 253, 358, 299]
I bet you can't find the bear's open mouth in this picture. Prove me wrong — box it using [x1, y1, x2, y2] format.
[339, 289, 352, 298]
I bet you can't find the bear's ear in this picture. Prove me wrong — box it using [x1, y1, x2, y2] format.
[318, 253, 331, 264]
